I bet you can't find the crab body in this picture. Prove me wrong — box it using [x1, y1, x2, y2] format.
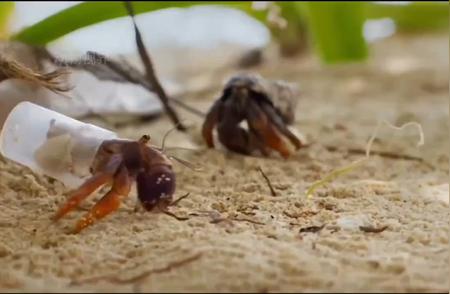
[202, 74, 303, 158]
[53, 135, 176, 233]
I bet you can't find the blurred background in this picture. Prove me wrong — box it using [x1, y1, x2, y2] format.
[0, 1, 447, 124]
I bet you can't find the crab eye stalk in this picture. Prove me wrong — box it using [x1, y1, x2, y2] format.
[139, 135, 151, 144]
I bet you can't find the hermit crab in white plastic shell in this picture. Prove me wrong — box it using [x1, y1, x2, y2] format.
[0, 102, 190, 233]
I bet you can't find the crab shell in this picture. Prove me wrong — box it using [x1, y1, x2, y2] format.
[223, 73, 300, 125]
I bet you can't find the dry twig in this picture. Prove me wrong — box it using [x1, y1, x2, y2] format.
[359, 225, 388, 233]
[324, 145, 433, 169]
[169, 192, 191, 207]
[113, 252, 202, 284]
[299, 224, 325, 233]
[161, 209, 189, 221]
[283, 210, 318, 219]
[257, 166, 277, 196]
[123, 2, 186, 131]
[231, 216, 265, 225]
[71, 252, 203, 286]
[305, 120, 426, 198]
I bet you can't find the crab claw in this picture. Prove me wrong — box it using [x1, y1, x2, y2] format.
[246, 99, 293, 158]
[258, 101, 303, 150]
[202, 99, 222, 148]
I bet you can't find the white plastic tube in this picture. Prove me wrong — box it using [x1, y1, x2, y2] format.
[0, 102, 118, 188]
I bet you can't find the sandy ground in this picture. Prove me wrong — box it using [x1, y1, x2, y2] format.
[0, 32, 448, 293]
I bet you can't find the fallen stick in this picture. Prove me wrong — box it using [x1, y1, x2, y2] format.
[257, 166, 277, 196]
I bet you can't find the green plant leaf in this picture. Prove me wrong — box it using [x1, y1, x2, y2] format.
[366, 2, 448, 32]
[12, 1, 267, 46]
[270, 2, 309, 57]
[303, 1, 369, 64]
[11, 1, 447, 65]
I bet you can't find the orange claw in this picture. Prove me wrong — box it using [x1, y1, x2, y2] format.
[259, 102, 303, 150]
[53, 173, 112, 222]
[73, 166, 132, 234]
[247, 100, 292, 158]
[261, 124, 292, 159]
[202, 100, 221, 148]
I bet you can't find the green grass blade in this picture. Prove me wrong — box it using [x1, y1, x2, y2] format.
[12, 1, 266, 46]
[0, 2, 15, 39]
[304, 1, 369, 64]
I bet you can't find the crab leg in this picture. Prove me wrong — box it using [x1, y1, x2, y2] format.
[73, 166, 132, 233]
[217, 122, 253, 155]
[53, 173, 113, 221]
[202, 99, 222, 148]
[214, 114, 270, 156]
[53, 155, 122, 221]
[248, 128, 270, 156]
[258, 101, 303, 149]
[246, 99, 292, 158]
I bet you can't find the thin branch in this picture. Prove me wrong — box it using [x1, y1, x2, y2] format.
[187, 211, 264, 225]
[283, 210, 318, 219]
[170, 96, 206, 118]
[38, 46, 205, 123]
[231, 217, 265, 225]
[359, 225, 388, 233]
[257, 166, 277, 196]
[299, 224, 325, 233]
[325, 145, 436, 171]
[307, 120, 428, 199]
[71, 252, 202, 286]
[325, 145, 425, 162]
[124, 1, 186, 131]
[113, 252, 202, 284]
[209, 217, 230, 224]
[170, 192, 191, 207]
[161, 209, 189, 221]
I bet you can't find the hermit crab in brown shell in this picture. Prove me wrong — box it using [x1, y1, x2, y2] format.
[202, 73, 304, 158]
[53, 134, 192, 233]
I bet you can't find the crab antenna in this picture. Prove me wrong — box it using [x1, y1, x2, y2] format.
[163, 146, 200, 152]
[161, 119, 190, 151]
[169, 155, 203, 172]
[161, 126, 178, 152]
[158, 120, 202, 171]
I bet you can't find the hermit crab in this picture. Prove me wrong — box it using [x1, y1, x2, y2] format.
[0, 101, 197, 234]
[53, 134, 186, 233]
[202, 73, 304, 158]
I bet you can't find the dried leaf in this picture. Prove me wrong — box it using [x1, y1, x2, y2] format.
[0, 53, 71, 93]
[36, 48, 149, 87]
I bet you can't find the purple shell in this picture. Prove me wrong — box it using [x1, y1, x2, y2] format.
[136, 165, 176, 211]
